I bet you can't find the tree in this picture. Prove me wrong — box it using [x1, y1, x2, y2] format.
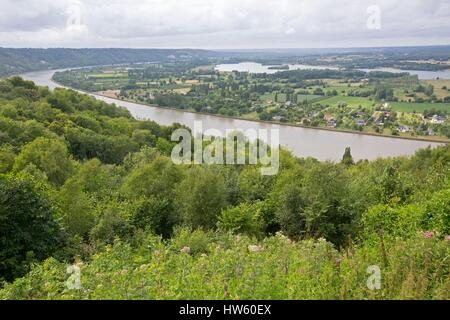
[217, 202, 265, 238]
[341, 147, 354, 166]
[13, 137, 74, 186]
[122, 156, 182, 199]
[175, 166, 227, 229]
[57, 179, 96, 239]
[0, 174, 65, 282]
[379, 164, 411, 204]
[273, 163, 353, 245]
[131, 129, 156, 148]
[237, 166, 274, 202]
[122, 156, 183, 236]
[90, 201, 133, 244]
[131, 196, 176, 238]
[0, 145, 15, 173]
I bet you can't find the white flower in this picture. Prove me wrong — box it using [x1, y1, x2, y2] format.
[181, 246, 190, 254]
[248, 245, 263, 252]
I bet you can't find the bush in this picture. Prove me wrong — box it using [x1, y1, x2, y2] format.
[13, 137, 74, 186]
[0, 173, 66, 282]
[1, 232, 448, 300]
[218, 202, 265, 238]
[170, 227, 212, 255]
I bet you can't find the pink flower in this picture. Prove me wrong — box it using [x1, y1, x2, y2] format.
[423, 231, 434, 239]
[445, 235, 450, 241]
[181, 246, 190, 254]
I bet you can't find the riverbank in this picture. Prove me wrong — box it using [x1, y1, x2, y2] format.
[20, 70, 444, 161]
[65, 82, 449, 144]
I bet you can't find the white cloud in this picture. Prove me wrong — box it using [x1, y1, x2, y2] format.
[0, 0, 449, 48]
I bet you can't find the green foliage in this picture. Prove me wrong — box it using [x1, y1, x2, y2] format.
[362, 188, 450, 239]
[420, 189, 450, 235]
[218, 202, 265, 238]
[0, 174, 65, 282]
[273, 162, 357, 245]
[0, 77, 449, 299]
[131, 196, 177, 238]
[90, 201, 133, 245]
[57, 179, 96, 239]
[341, 147, 354, 166]
[175, 166, 227, 229]
[131, 129, 156, 148]
[13, 137, 74, 187]
[122, 156, 182, 199]
[0, 145, 15, 173]
[1, 232, 448, 300]
[0, 48, 216, 77]
[170, 227, 212, 255]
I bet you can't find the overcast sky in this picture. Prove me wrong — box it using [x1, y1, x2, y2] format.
[0, 0, 449, 49]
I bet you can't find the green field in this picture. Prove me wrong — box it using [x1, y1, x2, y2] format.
[297, 94, 327, 103]
[389, 101, 450, 113]
[88, 73, 128, 79]
[319, 96, 375, 108]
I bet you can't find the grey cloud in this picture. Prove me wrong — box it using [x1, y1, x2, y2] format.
[0, 0, 448, 48]
[0, 0, 66, 32]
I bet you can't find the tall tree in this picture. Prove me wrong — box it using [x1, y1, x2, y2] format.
[341, 147, 354, 166]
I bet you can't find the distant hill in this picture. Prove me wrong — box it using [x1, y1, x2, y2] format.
[1, 45, 449, 78]
[0, 48, 220, 77]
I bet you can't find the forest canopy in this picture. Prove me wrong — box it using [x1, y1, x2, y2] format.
[0, 77, 448, 299]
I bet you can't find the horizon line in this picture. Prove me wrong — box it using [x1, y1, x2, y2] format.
[1, 43, 450, 51]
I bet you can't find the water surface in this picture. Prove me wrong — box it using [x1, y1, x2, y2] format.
[22, 69, 444, 162]
[215, 62, 450, 80]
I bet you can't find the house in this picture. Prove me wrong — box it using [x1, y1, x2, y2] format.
[427, 128, 435, 136]
[430, 114, 446, 124]
[356, 111, 366, 117]
[327, 119, 337, 127]
[355, 119, 366, 126]
[272, 116, 284, 121]
[398, 125, 410, 133]
[323, 114, 337, 127]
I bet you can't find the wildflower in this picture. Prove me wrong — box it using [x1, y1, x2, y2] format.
[276, 231, 292, 243]
[423, 231, 434, 239]
[121, 269, 128, 275]
[275, 231, 285, 238]
[335, 258, 342, 265]
[181, 246, 190, 254]
[445, 235, 450, 241]
[248, 245, 263, 252]
[139, 264, 147, 270]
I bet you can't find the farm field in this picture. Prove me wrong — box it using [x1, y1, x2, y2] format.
[389, 101, 450, 112]
[52, 61, 450, 141]
[319, 95, 376, 108]
[296, 94, 327, 103]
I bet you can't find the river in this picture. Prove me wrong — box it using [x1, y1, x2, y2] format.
[21, 69, 444, 162]
[215, 62, 339, 74]
[215, 62, 450, 80]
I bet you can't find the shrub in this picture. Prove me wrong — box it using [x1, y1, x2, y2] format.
[0, 173, 65, 282]
[218, 202, 265, 238]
